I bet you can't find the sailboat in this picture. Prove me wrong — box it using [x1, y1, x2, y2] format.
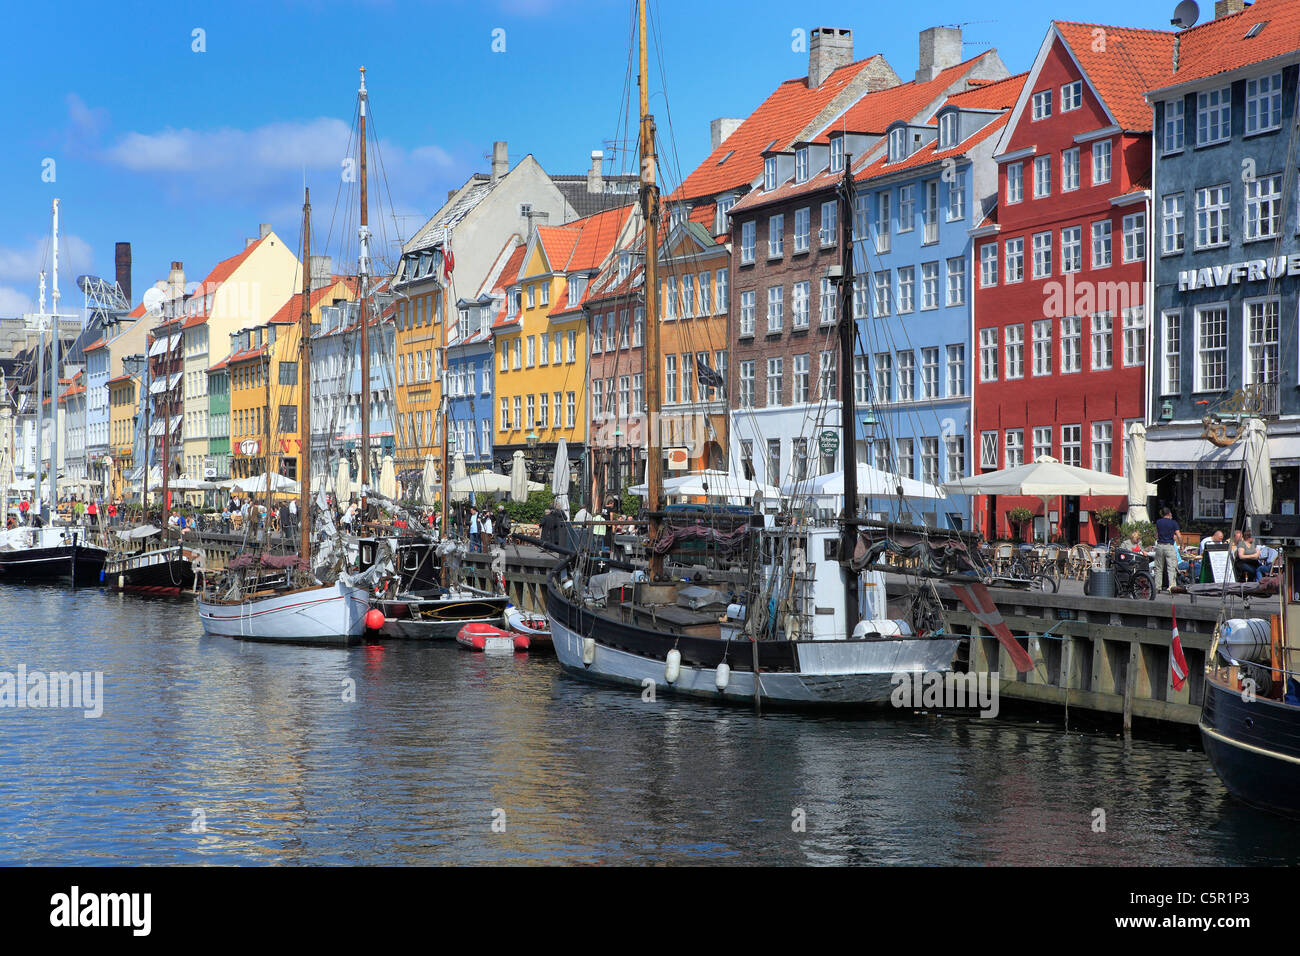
[542, 0, 971, 707]
[0, 199, 107, 585]
[196, 187, 372, 643]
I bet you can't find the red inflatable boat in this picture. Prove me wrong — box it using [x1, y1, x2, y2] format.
[456, 622, 530, 653]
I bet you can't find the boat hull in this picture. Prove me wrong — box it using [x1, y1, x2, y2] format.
[1200, 674, 1300, 817]
[375, 591, 509, 640]
[505, 606, 552, 647]
[378, 613, 503, 640]
[0, 543, 106, 585]
[198, 581, 370, 645]
[103, 547, 196, 594]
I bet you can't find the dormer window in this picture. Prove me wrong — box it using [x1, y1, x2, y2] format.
[938, 112, 958, 149]
[618, 252, 631, 283]
[888, 127, 906, 163]
[670, 204, 687, 228]
[795, 147, 809, 183]
[830, 137, 844, 173]
[567, 275, 588, 306]
[714, 196, 736, 235]
[764, 157, 777, 191]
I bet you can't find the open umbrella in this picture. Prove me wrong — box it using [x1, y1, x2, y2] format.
[510, 450, 529, 504]
[234, 472, 301, 495]
[1125, 422, 1150, 523]
[552, 438, 570, 515]
[449, 452, 468, 503]
[629, 469, 782, 503]
[1242, 417, 1272, 525]
[780, 462, 945, 500]
[450, 470, 541, 494]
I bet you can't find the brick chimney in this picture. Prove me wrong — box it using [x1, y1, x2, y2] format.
[491, 141, 509, 183]
[916, 26, 962, 83]
[167, 262, 185, 303]
[114, 242, 131, 304]
[1215, 0, 1246, 16]
[710, 118, 743, 151]
[587, 150, 604, 193]
[809, 27, 853, 89]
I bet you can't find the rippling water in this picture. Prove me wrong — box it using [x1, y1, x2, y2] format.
[1, 584, 1297, 865]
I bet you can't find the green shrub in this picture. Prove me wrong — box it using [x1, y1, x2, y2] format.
[1120, 519, 1155, 547]
[503, 488, 554, 524]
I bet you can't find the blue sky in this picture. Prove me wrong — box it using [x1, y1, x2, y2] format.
[2, 0, 1179, 315]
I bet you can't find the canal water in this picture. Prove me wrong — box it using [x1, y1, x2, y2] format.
[2, 584, 1298, 866]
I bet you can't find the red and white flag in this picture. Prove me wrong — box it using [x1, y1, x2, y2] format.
[951, 581, 1034, 674]
[443, 240, 455, 279]
[1170, 609, 1188, 691]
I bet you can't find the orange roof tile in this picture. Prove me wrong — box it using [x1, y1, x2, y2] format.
[856, 112, 1013, 181]
[1055, 22, 1176, 129]
[945, 71, 1030, 110]
[267, 277, 358, 325]
[1149, 0, 1300, 93]
[83, 337, 108, 352]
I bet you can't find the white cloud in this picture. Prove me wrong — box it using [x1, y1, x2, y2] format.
[0, 285, 34, 316]
[0, 235, 95, 287]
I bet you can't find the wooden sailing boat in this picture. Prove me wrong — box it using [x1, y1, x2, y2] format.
[196, 188, 371, 643]
[541, 0, 963, 706]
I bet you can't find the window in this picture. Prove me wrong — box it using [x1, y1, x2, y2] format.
[1162, 310, 1181, 396]
[1122, 308, 1145, 367]
[897, 267, 914, 313]
[1091, 312, 1113, 371]
[664, 355, 676, 403]
[1061, 424, 1081, 466]
[921, 437, 940, 485]
[513, 396, 522, 429]
[767, 439, 781, 485]
[1197, 88, 1231, 146]
[1161, 195, 1185, 255]
[946, 344, 965, 397]
[980, 243, 998, 287]
[1005, 430, 1024, 468]
[1245, 174, 1282, 241]
[740, 440, 754, 480]
[820, 200, 837, 246]
[1005, 238, 1024, 283]
[739, 361, 755, 407]
[1061, 80, 1082, 112]
[793, 353, 810, 404]
[1006, 162, 1023, 204]
[764, 157, 777, 191]
[898, 185, 915, 232]
[567, 330, 576, 362]
[820, 277, 837, 325]
[1195, 306, 1228, 392]
[716, 269, 728, 311]
[713, 197, 735, 235]
[874, 192, 891, 253]
[980, 431, 999, 469]
[863, 275, 880, 318]
[792, 281, 810, 329]
[1032, 90, 1052, 121]
[1032, 231, 1053, 279]
[1061, 226, 1081, 273]
[527, 335, 536, 366]
[1091, 422, 1113, 473]
[795, 147, 808, 183]
[1061, 147, 1080, 192]
[1060, 316, 1082, 373]
[681, 278, 694, 319]
[278, 361, 297, 386]
[1033, 155, 1051, 198]
[768, 214, 785, 258]
[1032, 426, 1052, 461]
[792, 438, 809, 481]
[921, 347, 939, 399]
[945, 435, 965, 479]
[1005, 324, 1024, 379]
[539, 392, 549, 428]
[854, 355, 869, 404]
[889, 127, 906, 162]
[1032, 319, 1052, 376]
[923, 180, 939, 244]
[591, 315, 603, 352]
[526, 394, 536, 428]
[979, 328, 998, 382]
[1122, 212, 1146, 263]
[680, 353, 693, 403]
[874, 353, 892, 403]
[766, 286, 783, 332]
[896, 438, 915, 479]
[946, 257, 966, 306]
[1244, 298, 1280, 386]
[739, 290, 755, 336]
[921, 262, 939, 310]
[947, 170, 965, 221]
[1196, 185, 1230, 249]
[939, 111, 958, 149]
[740, 221, 756, 263]
[830, 137, 844, 173]
[1091, 139, 1112, 185]
[794, 207, 810, 253]
[897, 350, 915, 401]
[1162, 99, 1184, 153]
[1246, 73, 1283, 134]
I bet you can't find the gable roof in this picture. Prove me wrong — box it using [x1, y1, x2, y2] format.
[1148, 0, 1300, 94]
[1053, 22, 1176, 129]
[529, 203, 636, 279]
[266, 277, 358, 325]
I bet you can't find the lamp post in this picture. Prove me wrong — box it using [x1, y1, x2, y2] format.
[526, 430, 539, 478]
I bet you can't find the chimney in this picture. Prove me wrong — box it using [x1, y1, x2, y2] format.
[167, 261, 185, 304]
[526, 209, 550, 239]
[491, 141, 509, 183]
[588, 150, 604, 193]
[114, 242, 132, 304]
[1215, 0, 1246, 16]
[916, 26, 963, 83]
[710, 118, 743, 152]
[809, 27, 853, 90]
[309, 256, 333, 289]
[258, 223, 273, 240]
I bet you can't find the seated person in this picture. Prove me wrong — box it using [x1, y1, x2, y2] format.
[1236, 532, 1264, 582]
[1126, 531, 1145, 554]
[1190, 529, 1225, 582]
[1256, 544, 1278, 578]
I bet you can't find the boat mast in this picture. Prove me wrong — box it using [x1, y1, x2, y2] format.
[141, 344, 151, 514]
[33, 271, 45, 521]
[357, 66, 372, 495]
[836, 156, 859, 630]
[51, 199, 61, 519]
[440, 286, 449, 544]
[299, 188, 313, 560]
[638, 0, 664, 580]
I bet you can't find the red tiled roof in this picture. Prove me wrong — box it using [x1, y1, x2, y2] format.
[182, 313, 207, 329]
[267, 277, 358, 325]
[106, 373, 133, 386]
[561, 204, 635, 272]
[856, 111, 1013, 181]
[208, 356, 233, 372]
[945, 71, 1030, 110]
[673, 57, 884, 201]
[229, 345, 269, 364]
[494, 245, 529, 295]
[1149, 0, 1300, 92]
[127, 302, 146, 319]
[1055, 22, 1175, 129]
[83, 337, 107, 352]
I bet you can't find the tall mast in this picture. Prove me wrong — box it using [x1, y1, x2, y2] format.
[51, 199, 61, 518]
[34, 271, 45, 520]
[357, 66, 372, 492]
[440, 288, 449, 543]
[639, 0, 664, 580]
[836, 157, 859, 629]
[141, 346, 151, 513]
[299, 188, 313, 559]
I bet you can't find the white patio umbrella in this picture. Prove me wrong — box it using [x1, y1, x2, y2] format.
[334, 459, 351, 503]
[781, 462, 945, 500]
[448, 452, 468, 503]
[629, 469, 781, 503]
[1242, 417, 1272, 523]
[510, 450, 530, 503]
[451, 469, 541, 495]
[552, 438, 570, 515]
[378, 455, 397, 500]
[1125, 422, 1150, 523]
[235, 472, 300, 494]
[169, 477, 217, 491]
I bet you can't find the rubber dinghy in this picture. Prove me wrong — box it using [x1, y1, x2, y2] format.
[456, 621, 529, 653]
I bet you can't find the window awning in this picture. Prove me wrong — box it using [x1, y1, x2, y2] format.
[1146, 433, 1300, 470]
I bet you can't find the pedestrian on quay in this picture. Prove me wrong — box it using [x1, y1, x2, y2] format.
[18, 497, 29, 523]
[496, 505, 511, 545]
[288, 498, 298, 538]
[469, 507, 481, 551]
[482, 509, 494, 549]
[87, 500, 98, 525]
[1153, 507, 1182, 592]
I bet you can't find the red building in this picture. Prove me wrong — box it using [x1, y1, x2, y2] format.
[971, 21, 1174, 544]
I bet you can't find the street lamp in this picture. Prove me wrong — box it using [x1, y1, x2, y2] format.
[525, 430, 539, 478]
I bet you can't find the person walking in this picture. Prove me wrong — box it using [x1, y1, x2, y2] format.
[1153, 507, 1182, 592]
[469, 507, 481, 552]
[481, 510, 494, 550]
[288, 498, 298, 538]
[496, 505, 511, 545]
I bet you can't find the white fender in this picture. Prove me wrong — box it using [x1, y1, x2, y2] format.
[582, 637, 596, 665]
[665, 648, 681, 684]
[715, 662, 730, 691]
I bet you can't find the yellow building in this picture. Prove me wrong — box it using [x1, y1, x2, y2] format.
[393, 283, 444, 473]
[492, 204, 635, 476]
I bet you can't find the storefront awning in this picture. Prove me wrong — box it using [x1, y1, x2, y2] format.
[1146, 433, 1300, 470]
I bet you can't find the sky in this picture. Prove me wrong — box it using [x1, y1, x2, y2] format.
[1, 0, 1187, 316]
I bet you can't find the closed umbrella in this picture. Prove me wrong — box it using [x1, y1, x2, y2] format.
[334, 459, 351, 503]
[1242, 417, 1272, 524]
[378, 455, 397, 500]
[510, 450, 529, 504]
[552, 438, 570, 515]
[1125, 422, 1150, 523]
[449, 452, 468, 503]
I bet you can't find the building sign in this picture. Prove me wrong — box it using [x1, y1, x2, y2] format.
[239, 439, 260, 456]
[1178, 254, 1300, 291]
[666, 447, 690, 470]
[818, 430, 840, 456]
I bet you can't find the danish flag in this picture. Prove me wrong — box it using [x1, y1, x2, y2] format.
[1170, 609, 1188, 691]
[951, 581, 1034, 674]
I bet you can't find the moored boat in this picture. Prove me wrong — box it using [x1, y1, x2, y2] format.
[505, 604, 551, 647]
[456, 621, 529, 653]
[373, 584, 509, 640]
[0, 525, 107, 585]
[102, 525, 196, 594]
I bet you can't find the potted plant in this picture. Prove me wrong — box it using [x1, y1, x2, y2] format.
[1007, 506, 1035, 542]
[1095, 506, 1123, 542]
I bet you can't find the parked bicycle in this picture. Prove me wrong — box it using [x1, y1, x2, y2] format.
[1107, 544, 1156, 600]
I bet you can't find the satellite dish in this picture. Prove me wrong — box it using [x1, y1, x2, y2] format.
[142, 287, 164, 313]
[1172, 0, 1199, 28]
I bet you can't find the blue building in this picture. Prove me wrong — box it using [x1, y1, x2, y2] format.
[447, 294, 495, 469]
[1145, 4, 1300, 522]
